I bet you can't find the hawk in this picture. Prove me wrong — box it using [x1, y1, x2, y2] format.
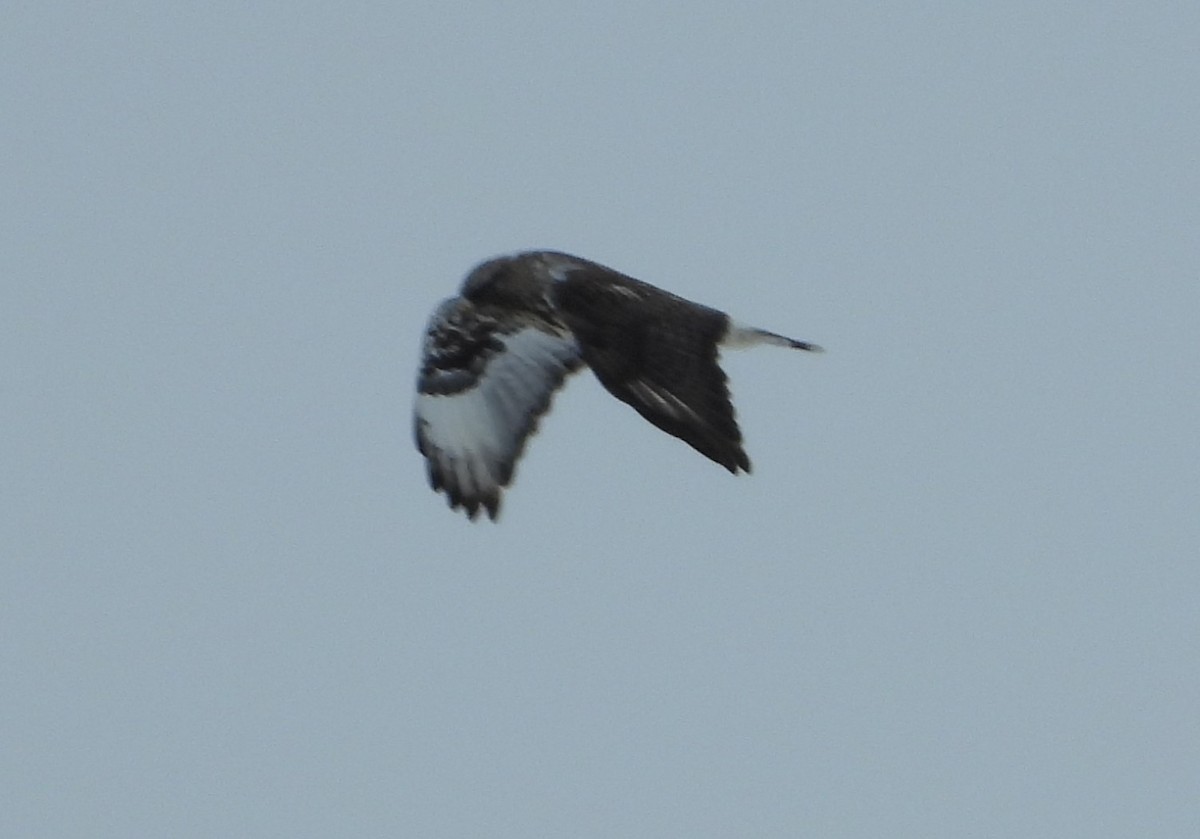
[414, 251, 822, 520]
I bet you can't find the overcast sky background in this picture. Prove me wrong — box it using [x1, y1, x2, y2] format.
[3, 2, 1197, 836]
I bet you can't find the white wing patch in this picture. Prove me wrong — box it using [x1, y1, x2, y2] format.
[415, 326, 581, 519]
[624, 378, 705, 426]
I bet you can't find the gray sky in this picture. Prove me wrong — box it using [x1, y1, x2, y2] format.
[3, 2, 1197, 836]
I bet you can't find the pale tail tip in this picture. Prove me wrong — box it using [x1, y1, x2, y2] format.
[725, 322, 825, 352]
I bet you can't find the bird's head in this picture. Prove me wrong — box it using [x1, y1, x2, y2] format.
[460, 255, 514, 302]
[460, 252, 574, 313]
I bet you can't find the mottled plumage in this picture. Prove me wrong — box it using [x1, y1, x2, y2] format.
[414, 251, 821, 520]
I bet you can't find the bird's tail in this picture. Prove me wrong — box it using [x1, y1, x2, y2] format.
[723, 319, 823, 353]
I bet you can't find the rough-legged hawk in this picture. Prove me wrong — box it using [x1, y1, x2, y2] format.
[414, 251, 822, 520]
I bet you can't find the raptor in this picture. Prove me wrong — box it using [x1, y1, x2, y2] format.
[413, 251, 822, 520]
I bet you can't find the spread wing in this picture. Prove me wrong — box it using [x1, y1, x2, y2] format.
[414, 297, 582, 519]
[552, 271, 750, 473]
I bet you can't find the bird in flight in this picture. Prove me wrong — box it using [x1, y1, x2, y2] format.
[414, 251, 822, 520]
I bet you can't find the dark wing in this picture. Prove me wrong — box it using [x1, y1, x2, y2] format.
[414, 297, 582, 520]
[552, 271, 750, 473]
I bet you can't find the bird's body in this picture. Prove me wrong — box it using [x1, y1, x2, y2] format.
[413, 251, 821, 520]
